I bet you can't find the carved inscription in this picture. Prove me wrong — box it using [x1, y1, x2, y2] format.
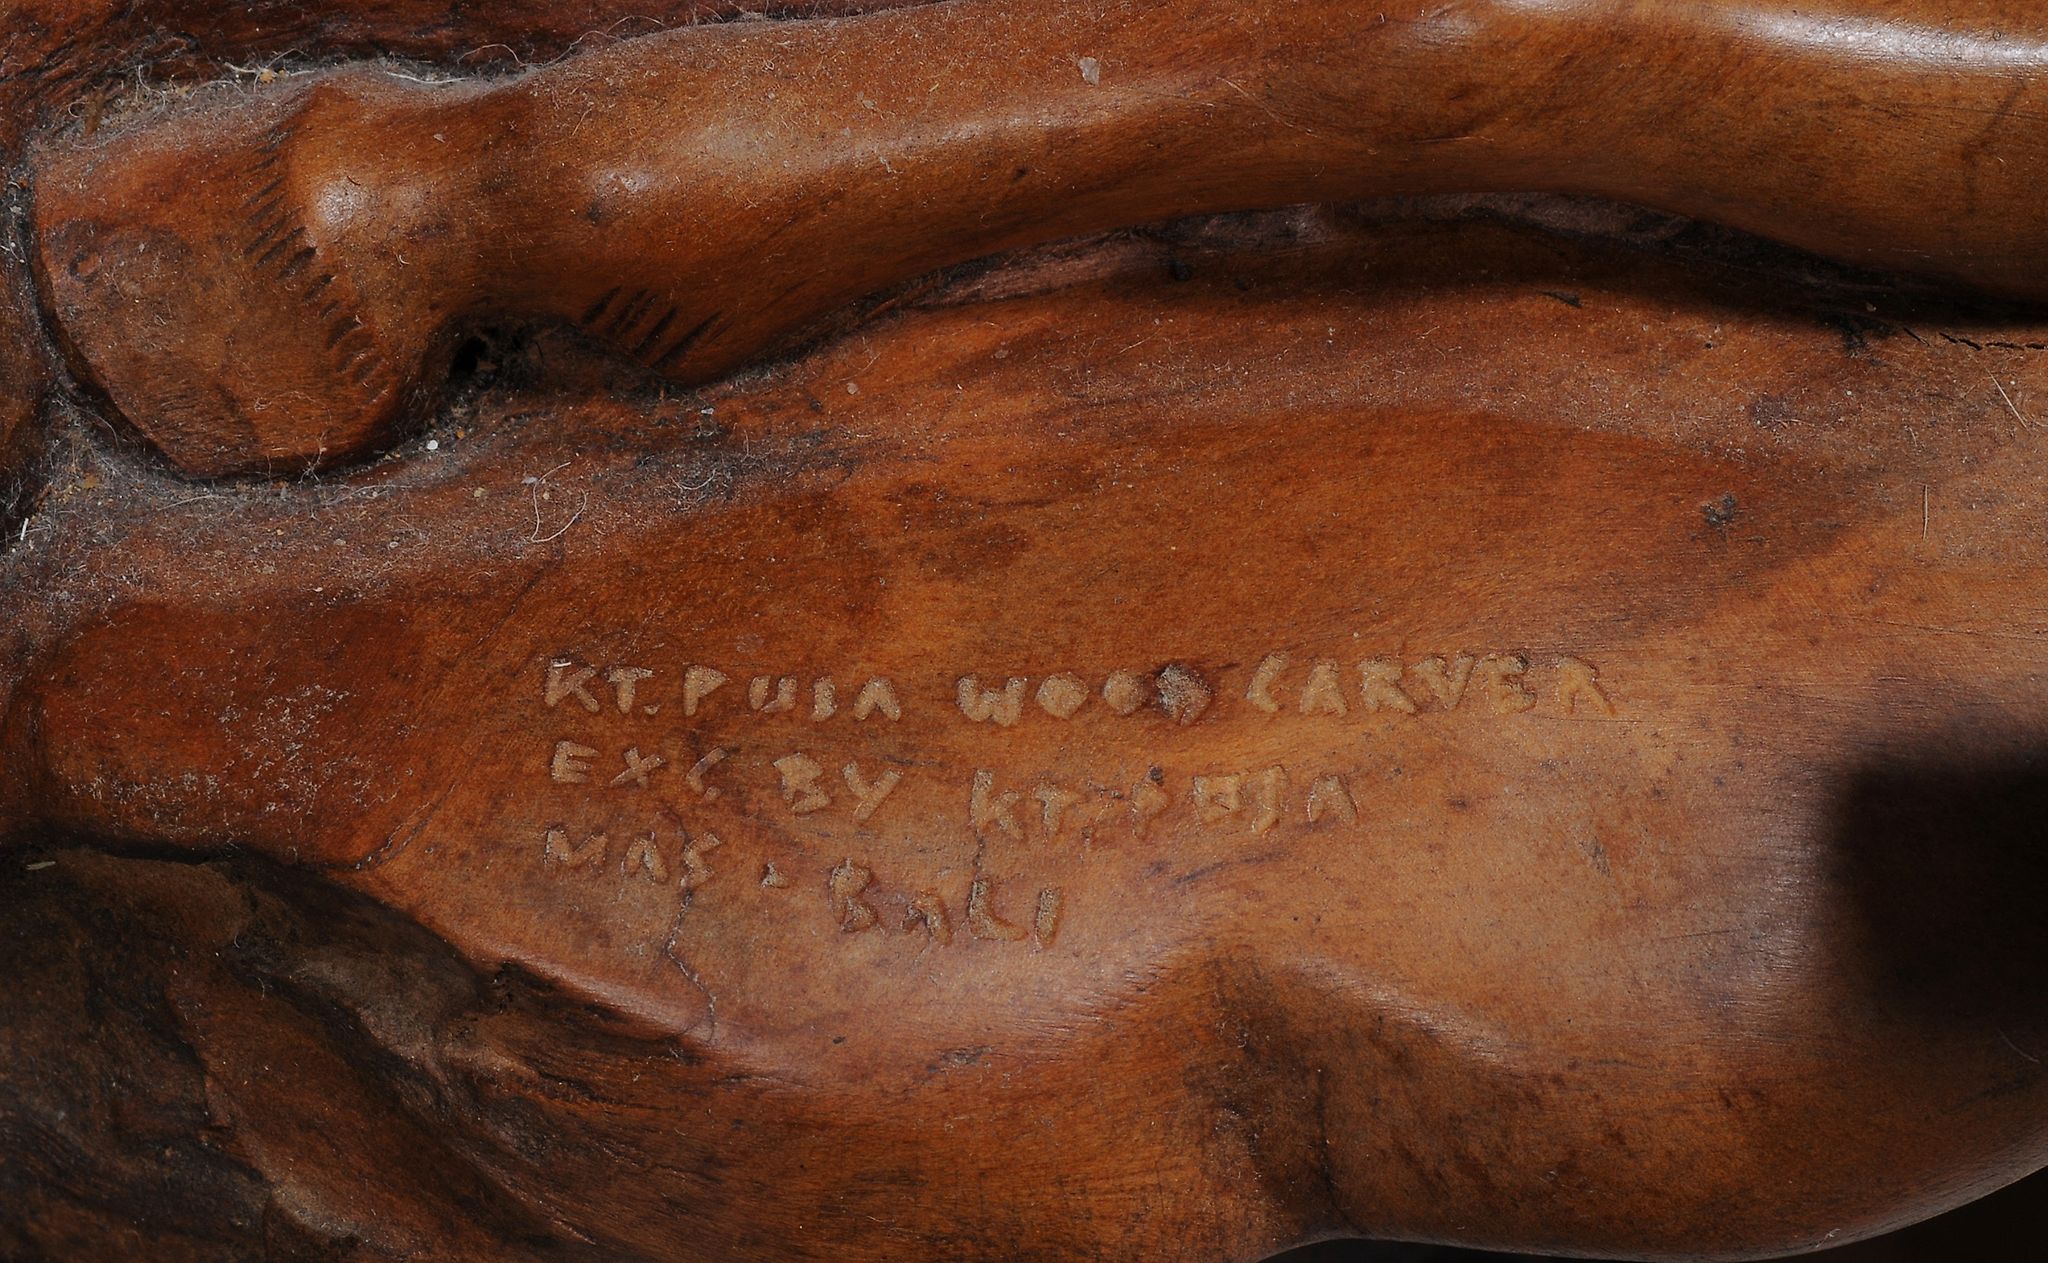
[750, 675, 799, 713]
[1411, 654, 1474, 708]
[906, 892, 953, 945]
[1155, 664, 1213, 724]
[1033, 888, 1063, 948]
[543, 823, 719, 885]
[543, 653, 1608, 729]
[550, 740, 597, 783]
[623, 832, 669, 882]
[1247, 653, 1288, 713]
[842, 869, 1058, 950]
[971, 769, 1021, 840]
[1359, 659, 1417, 714]
[853, 677, 902, 720]
[1557, 657, 1617, 716]
[539, 654, 1613, 829]
[828, 859, 879, 932]
[1298, 660, 1346, 716]
[1101, 669, 1148, 715]
[1307, 774, 1359, 825]
[610, 746, 664, 788]
[773, 753, 832, 814]
[966, 877, 1026, 942]
[686, 747, 729, 800]
[681, 834, 720, 891]
[544, 825, 607, 867]
[528, 649, 1620, 955]
[843, 763, 903, 822]
[683, 665, 727, 715]
[1036, 673, 1089, 719]
[541, 823, 1062, 955]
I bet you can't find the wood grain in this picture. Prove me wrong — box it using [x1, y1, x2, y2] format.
[30, 0, 2048, 474]
[2, 4, 2047, 1261]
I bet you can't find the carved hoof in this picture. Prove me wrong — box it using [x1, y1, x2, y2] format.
[32, 76, 448, 478]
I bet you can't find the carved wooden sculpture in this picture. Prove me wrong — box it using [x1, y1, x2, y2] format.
[3, 3, 2047, 1260]
[34, 0, 2048, 476]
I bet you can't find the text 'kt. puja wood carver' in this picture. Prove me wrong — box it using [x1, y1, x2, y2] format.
[2, 3, 2047, 1261]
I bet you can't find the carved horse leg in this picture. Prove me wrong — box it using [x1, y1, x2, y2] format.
[31, 0, 2048, 476]
[0, 1, 894, 509]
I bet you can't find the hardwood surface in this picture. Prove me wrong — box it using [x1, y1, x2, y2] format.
[32, 0, 2048, 475]
[2, 4, 2047, 1261]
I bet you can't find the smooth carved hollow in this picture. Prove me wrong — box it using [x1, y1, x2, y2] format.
[9, 199, 2048, 1258]
[31, 0, 2048, 476]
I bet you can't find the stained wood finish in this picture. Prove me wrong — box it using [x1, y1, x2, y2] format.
[29, 0, 2048, 475]
[3, 1, 851, 523]
[2, 4, 2047, 1262]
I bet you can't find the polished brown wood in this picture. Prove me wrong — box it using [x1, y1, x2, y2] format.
[3, 4, 2048, 1262]
[31, 0, 2048, 476]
